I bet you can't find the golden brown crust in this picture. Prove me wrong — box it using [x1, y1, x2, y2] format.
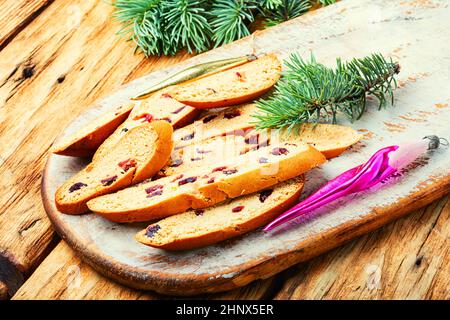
[87, 144, 326, 222]
[176, 87, 274, 110]
[135, 177, 305, 250]
[131, 121, 174, 183]
[169, 54, 282, 109]
[55, 122, 173, 215]
[55, 170, 135, 215]
[93, 92, 200, 162]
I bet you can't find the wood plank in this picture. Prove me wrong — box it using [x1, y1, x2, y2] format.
[12, 242, 149, 300]
[40, 0, 450, 295]
[0, 0, 191, 296]
[0, 0, 54, 49]
[12, 241, 276, 300]
[13, 196, 448, 299]
[273, 196, 450, 300]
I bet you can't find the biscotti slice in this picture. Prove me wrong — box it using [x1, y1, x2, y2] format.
[87, 142, 325, 222]
[168, 54, 282, 109]
[92, 89, 199, 162]
[159, 135, 250, 178]
[55, 121, 173, 214]
[280, 124, 361, 159]
[135, 177, 304, 250]
[173, 103, 258, 149]
[245, 124, 362, 159]
[52, 103, 134, 157]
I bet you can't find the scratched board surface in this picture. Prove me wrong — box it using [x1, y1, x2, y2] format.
[42, 0, 450, 295]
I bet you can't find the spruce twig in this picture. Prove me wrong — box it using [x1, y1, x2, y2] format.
[210, 0, 256, 47]
[111, 0, 339, 56]
[260, 0, 311, 27]
[254, 53, 400, 133]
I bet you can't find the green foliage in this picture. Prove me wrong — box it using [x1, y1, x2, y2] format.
[261, 0, 311, 27]
[318, 0, 337, 6]
[111, 0, 339, 56]
[254, 53, 400, 132]
[260, 0, 283, 9]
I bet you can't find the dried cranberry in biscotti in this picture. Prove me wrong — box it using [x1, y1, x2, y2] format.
[101, 175, 118, 186]
[224, 110, 241, 119]
[145, 185, 163, 194]
[118, 158, 137, 172]
[212, 166, 227, 172]
[181, 132, 195, 141]
[145, 224, 161, 238]
[194, 209, 204, 216]
[191, 157, 202, 161]
[223, 169, 238, 175]
[169, 159, 183, 167]
[178, 176, 197, 186]
[202, 115, 217, 123]
[161, 93, 172, 98]
[271, 147, 289, 155]
[259, 189, 273, 203]
[232, 206, 244, 212]
[171, 174, 184, 182]
[196, 148, 211, 154]
[69, 182, 87, 193]
[147, 190, 163, 198]
[156, 117, 172, 123]
[207, 177, 215, 184]
[133, 113, 153, 123]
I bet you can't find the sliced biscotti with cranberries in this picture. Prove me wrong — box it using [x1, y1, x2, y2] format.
[87, 142, 325, 222]
[159, 135, 251, 178]
[92, 89, 199, 162]
[246, 124, 362, 159]
[168, 54, 282, 109]
[52, 103, 134, 157]
[55, 121, 173, 214]
[173, 103, 258, 149]
[136, 176, 304, 250]
[280, 124, 361, 159]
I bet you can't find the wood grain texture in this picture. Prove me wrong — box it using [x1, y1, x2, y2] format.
[13, 196, 449, 300]
[0, 0, 54, 49]
[274, 195, 450, 300]
[12, 241, 277, 300]
[0, 0, 191, 296]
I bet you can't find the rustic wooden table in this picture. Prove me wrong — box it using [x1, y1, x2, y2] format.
[0, 0, 448, 300]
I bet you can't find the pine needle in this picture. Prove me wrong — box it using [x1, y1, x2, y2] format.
[254, 53, 400, 133]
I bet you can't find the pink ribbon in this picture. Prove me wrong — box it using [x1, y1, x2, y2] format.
[264, 145, 399, 231]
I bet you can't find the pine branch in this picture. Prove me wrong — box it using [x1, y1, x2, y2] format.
[317, 0, 337, 6]
[112, 0, 168, 56]
[260, 0, 283, 9]
[210, 0, 257, 47]
[254, 53, 400, 132]
[111, 0, 339, 56]
[163, 0, 212, 53]
[260, 0, 311, 27]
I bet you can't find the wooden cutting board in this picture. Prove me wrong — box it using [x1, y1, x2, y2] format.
[42, 0, 450, 295]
